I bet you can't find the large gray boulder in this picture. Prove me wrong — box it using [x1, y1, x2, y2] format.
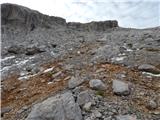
[26, 91, 82, 120]
[112, 80, 130, 96]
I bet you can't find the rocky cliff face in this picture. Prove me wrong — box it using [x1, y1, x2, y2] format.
[67, 20, 118, 31]
[1, 3, 118, 31]
[1, 3, 160, 120]
[1, 3, 66, 28]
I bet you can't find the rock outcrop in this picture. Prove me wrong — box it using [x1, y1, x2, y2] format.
[1, 3, 118, 31]
[67, 20, 118, 31]
[26, 91, 82, 120]
[1, 3, 66, 28]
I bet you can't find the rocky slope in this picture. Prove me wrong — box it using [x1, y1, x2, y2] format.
[1, 3, 160, 120]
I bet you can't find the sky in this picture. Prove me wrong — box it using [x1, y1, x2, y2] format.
[0, 0, 160, 28]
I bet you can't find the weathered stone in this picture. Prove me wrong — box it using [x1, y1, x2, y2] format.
[67, 20, 118, 31]
[89, 79, 106, 90]
[1, 107, 12, 117]
[93, 110, 102, 118]
[146, 100, 158, 110]
[72, 86, 86, 96]
[83, 102, 92, 111]
[115, 115, 137, 120]
[26, 91, 82, 120]
[77, 90, 95, 106]
[112, 80, 130, 96]
[68, 77, 84, 89]
[8, 45, 25, 54]
[25, 46, 45, 55]
[1, 3, 66, 26]
[138, 64, 160, 74]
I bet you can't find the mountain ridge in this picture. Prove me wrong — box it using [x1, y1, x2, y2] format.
[1, 3, 118, 31]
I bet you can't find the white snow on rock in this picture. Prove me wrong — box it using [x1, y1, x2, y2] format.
[43, 67, 54, 73]
[16, 60, 29, 66]
[111, 56, 126, 62]
[142, 72, 160, 77]
[18, 74, 38, 80]
[1, 56, 15, 62]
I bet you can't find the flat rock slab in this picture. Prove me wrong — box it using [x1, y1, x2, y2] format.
[26, 91, 82, 120]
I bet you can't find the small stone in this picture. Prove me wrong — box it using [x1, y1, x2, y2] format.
[7, 45, 25, 54]
[68, 77, 84, 89]
[93, 110, 102, 118]
[112, 80, 130, 96]
[17, 106, 28, 114]
[32, 67, 41, 74]
[72, 86, 85, 96]
[138, 64, 160, 74]
[152, 111, 160, 115]
[89, 79, 106, 90]
[52, 71, 62, 78]
[1, 107, 11, 117]
[104, 116, 112, 120]
[25, 46, 45, 55]
[83, 102, 92, 111]
[77, 90, 95, 106]
[115, 115, 137, 120]
[146, 100, 158, 110]
[43, 67, 54, 73]
[77, 51, 81, 54]
[26, 91, 82, 120]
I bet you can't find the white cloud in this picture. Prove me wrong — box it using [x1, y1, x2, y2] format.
[0, 0, 160, 28]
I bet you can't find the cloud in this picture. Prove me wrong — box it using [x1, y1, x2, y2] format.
[0, 0, 160, 28]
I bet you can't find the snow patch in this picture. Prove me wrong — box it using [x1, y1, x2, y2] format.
[50, 51, 55, 56]
[16, 60, 29, 66]
[0, 66, 12, 72]
[1, 59, 29, 72]
[48, 82, 53, 84]
[43, 67, 54, 73]
[142, 72, 160, 77]
[18, 74, 38, 80]
[126, 48, 133, 52]
[29, 56, 35, 60]
[1, 56, 15, 62]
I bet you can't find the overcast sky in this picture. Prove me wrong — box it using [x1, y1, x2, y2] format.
[0, 0, 160, 28]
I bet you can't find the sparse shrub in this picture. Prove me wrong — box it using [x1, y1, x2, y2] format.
[47, 72, 53, 77]
[95, 90, 105, 97]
